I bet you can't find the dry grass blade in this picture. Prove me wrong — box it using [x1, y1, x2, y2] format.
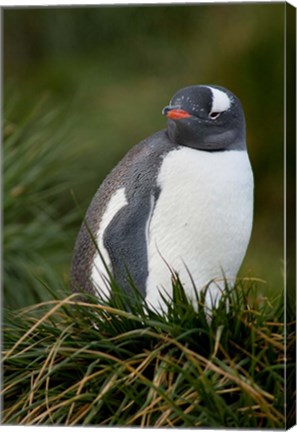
[3, 282, 289, 427]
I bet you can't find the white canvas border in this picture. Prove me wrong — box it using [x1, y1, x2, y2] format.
[1, 1, 296, 431]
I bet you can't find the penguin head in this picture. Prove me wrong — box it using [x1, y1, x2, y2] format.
[163, 85, 246, 151]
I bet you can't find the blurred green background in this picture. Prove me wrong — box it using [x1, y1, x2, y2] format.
[4, 4, 286, 309]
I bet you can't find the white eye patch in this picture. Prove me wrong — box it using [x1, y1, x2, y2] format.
[207, 87, 231, 114]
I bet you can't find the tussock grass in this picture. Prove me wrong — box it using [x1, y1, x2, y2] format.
[2, 280, 292, 428]
[3, 98, 93, 308]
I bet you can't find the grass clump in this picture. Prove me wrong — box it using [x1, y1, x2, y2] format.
[3, 97, 94, 308]
[2, 280, 292, 428]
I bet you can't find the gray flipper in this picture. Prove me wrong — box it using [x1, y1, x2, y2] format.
[103, 183, 159, 297]
[70, 129, 178, 297]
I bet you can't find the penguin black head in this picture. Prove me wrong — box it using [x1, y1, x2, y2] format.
[163, 85, 246, 151]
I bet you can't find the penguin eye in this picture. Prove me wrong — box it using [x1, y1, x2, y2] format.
[209, 111, 221, 120]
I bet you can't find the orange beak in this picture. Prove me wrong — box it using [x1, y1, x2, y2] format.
[163, 106, 191, 120]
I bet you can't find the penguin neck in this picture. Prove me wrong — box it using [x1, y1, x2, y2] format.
[166, 125, 247, 152]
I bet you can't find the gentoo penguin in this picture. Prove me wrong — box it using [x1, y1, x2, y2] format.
[71, 85, 254, 312]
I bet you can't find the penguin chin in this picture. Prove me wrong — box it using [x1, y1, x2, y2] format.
[169, 126, 244, 152]
[167, 120, 225, 152]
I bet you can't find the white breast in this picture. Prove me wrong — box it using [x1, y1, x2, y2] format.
[145, 147, 254, 311]
[91, 187, 128, 297]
